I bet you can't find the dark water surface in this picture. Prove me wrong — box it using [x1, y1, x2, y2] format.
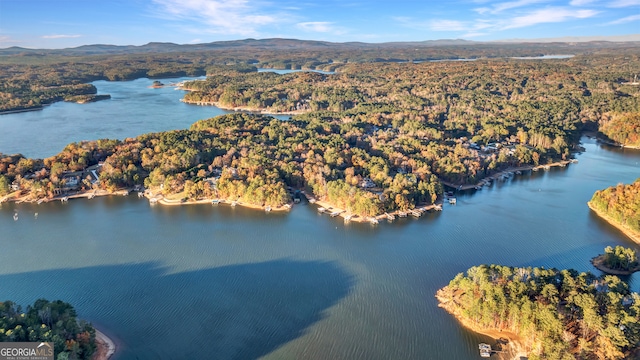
[0, 80, 639, 359]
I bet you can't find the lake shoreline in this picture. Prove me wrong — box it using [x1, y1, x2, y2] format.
[180, 98, 307, 116]
[590, 254, 640, 275]
[93, 328, 116, 360]
[435, 288, 528, 360]
[587, 202, 640, 244]
[440, 159, 574, 190]
[144, 191, 293, 212]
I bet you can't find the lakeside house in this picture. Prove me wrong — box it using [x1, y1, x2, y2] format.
[360, 177, 376, 189]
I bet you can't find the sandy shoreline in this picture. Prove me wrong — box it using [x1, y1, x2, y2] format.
[93, 328, 116, 360]
[145, 191, 293, 212]
[441, 160, 573, 190]
[591, 255, 640, 275]
[299, 190, 441, 223]
[179, 98, 308, 116]
[436, 289, 529, 360]
[587, 202, 640, 244]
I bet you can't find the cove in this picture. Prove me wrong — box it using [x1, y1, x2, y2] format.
[0, 136, 638, 359]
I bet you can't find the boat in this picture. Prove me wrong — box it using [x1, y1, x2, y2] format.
[344, 214, 353, 223]
[308, 198, 316, 204]
[137, 192, 144, 198]
[544, 165, 551, 171]
[37, 199, 44, 205]
[449, 197, 457, 204]
[570, 159, 579, 164]
[479, 343, 492, 358]
[34, 212, 38, 219]
[398, 211, 408, 218]
[61, 197, 68, 203]
[13, 213, 18, 221]
[434, 204, 443, 211]
[369, 217, 379, 225]
[410, 210, 421, 218]
[317, 207, 326, 213]
[149, 197, 158, 204]
[330, 210, 341, 217]
[88, 193, 95, 199]
[231, 201, 237, 207]
[265, 206, 272, 212]
[283, 204, 292, 210]
[211, 199, 220, 205]
[515, 170, 522, 175]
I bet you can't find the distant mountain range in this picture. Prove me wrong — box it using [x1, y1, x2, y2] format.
[1, 35, 638, 56]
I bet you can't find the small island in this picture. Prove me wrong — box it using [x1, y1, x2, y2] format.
[592, 245, 640, 275]
[64, 94, 111, 104]
[150, 80, 165, 88]
[437, 264, 640, 360]
[588, 179, 640, 244]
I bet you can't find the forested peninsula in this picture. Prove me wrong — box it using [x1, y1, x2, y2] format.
[589, 179, 640, 243]
[437, 264, 640, 360]
[0, 299, 96, 359]
[1, 42, 639, 219]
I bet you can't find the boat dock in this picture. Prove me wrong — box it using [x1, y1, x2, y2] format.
[479, 343, 491, 358]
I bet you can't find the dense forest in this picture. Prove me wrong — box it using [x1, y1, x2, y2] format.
[437, 264, 640, 360]
[589, 179, 640, 238]
[599, 112, 640, 147]
[601, 246, 639, 272]
[0, 299, 96, 359]
[0, 45, 639, 216]
[1, 40, 639, 114]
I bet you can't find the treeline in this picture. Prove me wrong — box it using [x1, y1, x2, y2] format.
[184, 56, 640, 183]
[0, 299, 96, 359]
[437, 264, 640, 360]
[602, 246, 638, 271]
[599, 112, 640, 147]
[0, 112, 445, 216]
[0, 83, 97, 112]
[1, 44, 638, 114]
[589, 179, 640, 234]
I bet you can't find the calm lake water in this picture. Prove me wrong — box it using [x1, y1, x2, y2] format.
[0, 75, 291, 159]
[0, 79, 639, 359]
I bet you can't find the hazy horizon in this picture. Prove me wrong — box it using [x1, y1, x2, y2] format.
[1, 0, 639, 49]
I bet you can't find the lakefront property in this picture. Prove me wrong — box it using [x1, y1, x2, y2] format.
[1, 13, 640, 358]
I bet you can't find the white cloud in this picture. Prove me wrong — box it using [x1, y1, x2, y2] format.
[394, 17, 469, 32]
[608, 0, 640, 6]
[0, 35, 19, 44]
[474, 0, 550, 14]
[42, 34, 82, 39]
[606, 14, 640, 23]
[151, 0, 285, 36]
[296, 22, 342, 33]
[397, 4, 600, 38]
[570, 0, 597, 5]
[428, 20, 470, 32]
[502, 7, 599, 29]
[461, 32, 490, 38]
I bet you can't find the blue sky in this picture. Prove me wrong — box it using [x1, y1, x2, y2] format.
[0, 0, 639, 48]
